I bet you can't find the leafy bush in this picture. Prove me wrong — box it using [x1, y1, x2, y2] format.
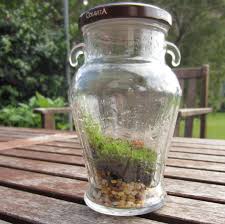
[0, 92, 69, 129]
[0, 1, 67, 107]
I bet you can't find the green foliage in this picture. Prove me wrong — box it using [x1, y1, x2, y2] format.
[0, 0, 67, 107]
[70, 0, 225, 110]
[84, 116, 157, 167]
[0, 92, 68, 129]
[1, 0, 225, 113]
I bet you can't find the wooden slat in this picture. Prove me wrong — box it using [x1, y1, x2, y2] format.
[0, 126, 71, 134]
[179, 107, 212, 117]
[19, 145, 83, 156]
[0, 149, 84, 166]
[2, 147, 225, 173]
[0, 166, 224, 205]
[172, 142, 225, 150]
[170, 146, 225, 156]
[167, 158, 225, 172]
[165, 166, 225, 185]
[34, 107, 71, 114]
[0, 186, 164, 224]
[172, 137, 225, 146]
[0, 130, 45, 137]
[0, 186, 224, 224]
[184, 78, 196, 137]
[0, 136, 19, 142]
[148, 196, 225, 224]
[0, 134, 76, 151]
[173, 67, 206, 79]
[42, 141, 81, 148]
[165, 178, 225, 204]
[0, 167, 86, 201]
[169, 152, 225, 163]
[0, 155, 87, 180]
[1, 151, 225, 186]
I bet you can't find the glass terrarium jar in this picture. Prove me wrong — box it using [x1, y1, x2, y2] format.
[69, 3, 181, 216]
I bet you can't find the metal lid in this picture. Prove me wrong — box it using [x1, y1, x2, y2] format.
[79, 2, 172, 28]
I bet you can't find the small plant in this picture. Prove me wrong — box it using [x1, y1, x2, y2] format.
[84, 115, 157, 185]
[0, 92, 69, 129]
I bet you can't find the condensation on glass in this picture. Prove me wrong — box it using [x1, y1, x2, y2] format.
[69, 3, 181, 216]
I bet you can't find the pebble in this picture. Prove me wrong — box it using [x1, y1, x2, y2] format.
[91, 172, 149, 208]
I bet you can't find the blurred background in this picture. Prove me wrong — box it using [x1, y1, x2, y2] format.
[0, 0, 225, 138]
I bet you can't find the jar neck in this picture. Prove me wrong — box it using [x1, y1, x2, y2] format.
[82, 19, 169, 63]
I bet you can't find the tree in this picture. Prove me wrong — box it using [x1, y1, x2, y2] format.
[1, 0, 225, 110]
[0, 0, 66, 106]
[70, 0, 225, 110]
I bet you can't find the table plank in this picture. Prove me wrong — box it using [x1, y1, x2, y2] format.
[0, 167, 86, 201]
[1, 150, 225, 185]
[0, 134, 76, 150]
[173, 137, 225, 146]
[165, 166, 225, 185]
[0, 155, 87, 180]
[169, 152, 225, 163]
[19, 145, 83, 156]
[0, 149, 84, 166]
[1, 147, 225, 174]
[167, 158, 225, 172]
[0, 127, 225, 223]
[170, 146, 225, 156]
[172, 142, 225, 150]
[0, 186, 164, 224]
[0, 166, 224, 205]
[165, 178, 225, 204]
[42, 141, 81, 148]
[0, 186, 224, 224]
[0, 126, 72, 134]
[147, 196, 225, 224]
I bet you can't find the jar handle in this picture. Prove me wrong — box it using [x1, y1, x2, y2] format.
[69, 43, 85, 68]
[166, 41, 181, 67]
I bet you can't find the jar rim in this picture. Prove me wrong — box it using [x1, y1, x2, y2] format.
[79, 2, 172, 29]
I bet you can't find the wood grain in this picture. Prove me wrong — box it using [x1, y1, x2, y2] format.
[0, 155, 87, 180]
[0, 167, 86, 201]
[167, 158, 225, 172]
[165, 166, 225, 185]
[179, 108, 212, 117]
[0, 186, 224, 224]
[173, 137, 225, 146]
[0, 149, 84, 166]
[171, 142, 225, 150]
[170, 146, 225, 156]
[0, 166, 224, 205]
[18, 145, 83, 156]
[148, 195, 225, 224]
[42, 141, 82, 148]
[0, 186, 164, 224]
[0, 134, 76, 151]
[169, 151, 225, 163]
[165, 178, 225, 203]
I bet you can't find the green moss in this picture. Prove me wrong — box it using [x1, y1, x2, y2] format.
[84, 115, 157, 168]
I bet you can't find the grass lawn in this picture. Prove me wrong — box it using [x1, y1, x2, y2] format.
[179, 112, 225, 139]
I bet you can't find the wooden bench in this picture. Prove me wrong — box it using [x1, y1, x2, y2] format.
[34, 65, 212, 138]
[173, 64, 212, 138]
[0, 126, 224, 223]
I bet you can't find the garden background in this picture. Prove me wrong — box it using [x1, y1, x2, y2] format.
[0, 0, 225, 138]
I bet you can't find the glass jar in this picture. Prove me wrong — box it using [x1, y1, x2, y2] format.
[70, 3, 181, 216]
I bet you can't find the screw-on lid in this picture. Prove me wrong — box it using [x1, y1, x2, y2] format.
[79, 2, 172, 28]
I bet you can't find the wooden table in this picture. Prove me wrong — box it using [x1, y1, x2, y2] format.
[0, 126, 224, 224]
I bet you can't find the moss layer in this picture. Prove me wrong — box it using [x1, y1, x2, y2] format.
[84, 116, 157, 184]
